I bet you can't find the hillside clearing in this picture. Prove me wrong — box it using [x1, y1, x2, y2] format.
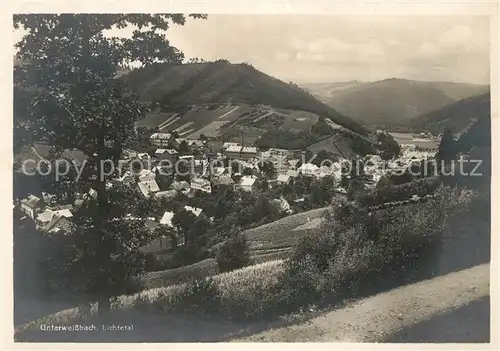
[245, 207, 329, 251]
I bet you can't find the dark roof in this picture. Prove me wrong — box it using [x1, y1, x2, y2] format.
[44, 214, 76, 234]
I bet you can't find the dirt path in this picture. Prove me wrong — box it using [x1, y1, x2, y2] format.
[235, 263, 489, 342]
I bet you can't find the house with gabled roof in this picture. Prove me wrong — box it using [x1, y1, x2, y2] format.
[42, 213, 76, 235]
[20, 195, 43, 220]
[138, 169, 156, 183]
[184, 205, 203, 217]
[150, 132, 172, 148]
[138, 180, 160, 198]
[298, 163, 320, 177]
[277, 174, 292, 185]
[190, 177, 212, 193]
[188, 139, 205, 151]
[239, 176, 259, 192]
[170, 180, 191, 193]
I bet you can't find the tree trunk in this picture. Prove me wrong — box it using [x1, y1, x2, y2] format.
[98, 297, 110, 316]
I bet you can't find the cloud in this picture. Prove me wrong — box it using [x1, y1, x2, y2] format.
[416, 42, 442, 59]
[291, 36, 385, 64]
[106, 15, 489, 84]
[438, 25, 473, 48]
[273, 51, 290, 62]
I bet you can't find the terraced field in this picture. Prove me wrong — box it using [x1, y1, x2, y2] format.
[141, 207, 330, 289]
[137, 104, 254, 138]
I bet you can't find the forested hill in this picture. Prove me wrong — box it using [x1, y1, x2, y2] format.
[121, 61, 368, 135]
[409, 93, 490, 135]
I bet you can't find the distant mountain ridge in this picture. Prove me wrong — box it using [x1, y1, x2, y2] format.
[122, 61, 367, 135]
[300, 78, 489, 128]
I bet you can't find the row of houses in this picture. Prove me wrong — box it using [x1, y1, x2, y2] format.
[149, 133, 205, 150]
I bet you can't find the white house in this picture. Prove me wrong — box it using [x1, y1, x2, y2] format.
[225, 144, 243, 158]
[138, 169, 156, 183]
[240, 176, 259, 192]
[268, 148, 290, 158]
[35, 209, 55, 228]
[160, 211, 174, 227]
[286, 169, 299, 178]
[241, 146, 258, 160]
[317, 163, 342, 182]
[190, 177, 212, 193]
[35, 208, 74, 232]
[277, 174, 292, 185]
[185, 205, 203, 217]
[138, 180, 160, 198]
[298, 163, 319, 177]
[20, 195, 42, 220]
[150, 133, 172, 148]
[222, 142, 240, 150]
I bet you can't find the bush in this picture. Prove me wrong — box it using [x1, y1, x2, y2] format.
[167, 243, 208, 269]
[216, 231, 251, 272]
[279, 186, 467, 312]
[357, 177, 441, 207]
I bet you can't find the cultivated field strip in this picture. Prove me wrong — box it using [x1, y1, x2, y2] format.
[173, 122, 195, 132]
[157, 113, 179, 129]
[187, 121, 230, 138]
[217, 106, 240, 120]
[159, 117, 181, 131]
[178, 128, 195, 137]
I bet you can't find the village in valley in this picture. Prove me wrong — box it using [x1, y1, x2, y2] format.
[12, 13, 491, 343]
[17, 123, 439, 258]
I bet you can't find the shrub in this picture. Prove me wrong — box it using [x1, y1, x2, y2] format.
[216, 231, 251, 273]
[357, 177, 441, 207]
[279, 186, 466, 313]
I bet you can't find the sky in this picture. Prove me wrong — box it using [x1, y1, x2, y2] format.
[14, 15, 490, 84]
[164, 15, 490, 85]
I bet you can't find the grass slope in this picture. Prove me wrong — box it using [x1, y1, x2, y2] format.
[141, 207, 329, 289]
